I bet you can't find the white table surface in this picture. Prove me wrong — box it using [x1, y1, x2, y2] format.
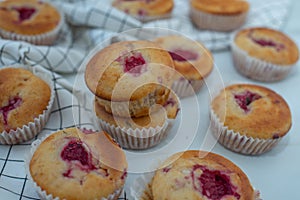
[210, 1, 300, 199]
[189, 1, 300, 199]
[128, 1, 300, 199]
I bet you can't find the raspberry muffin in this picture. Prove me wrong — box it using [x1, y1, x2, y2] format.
[232, 27, 299, 82]
[0, 0, 64, 45]
[211, 84, 292, 155]
[190, 0, 250, 32]
[94, 91, 180, 149]
[154, 35, 213, 98]
[112, 0, 174, 22]
[85, 40, 175, 118]
[0, 67, 54, 144]
[151, 150, 256, 200]
[27, 127, 128, 200]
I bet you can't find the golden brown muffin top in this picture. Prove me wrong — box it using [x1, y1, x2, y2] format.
[151, 150, 255, 200]
[0, 67, 51, 132]
[155, 35, 213, 80]
[191, 0, 249, 15]
[234, 27, 299, 65]
[85, 40, 175, 101]
[30, 127, 128, 200]
[211, 84, 292, 139]
[0, 0, 61, 35]
[94, 91, 180, 129]
[112, 0, 174, 16]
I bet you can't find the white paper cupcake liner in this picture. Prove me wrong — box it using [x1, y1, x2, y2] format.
[24, 134, 123, 200]
[0, 66, 55, 145]
[96, 86, 170, 118]
[171, 78, 204, 98]
[210, 108, 281, 155]
[130, 171, 262, 200]
[96, 116, 171, 150]
[0, 4, 65, 45]
[231, 41, 294, 82]
[190, 7, 248, 32]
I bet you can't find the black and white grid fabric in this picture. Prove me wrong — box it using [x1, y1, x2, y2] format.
[0, 0, 291, 73]
[0, 65, 129, 199]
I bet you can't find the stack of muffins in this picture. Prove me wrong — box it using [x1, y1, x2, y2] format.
[85, 40, 180, 149]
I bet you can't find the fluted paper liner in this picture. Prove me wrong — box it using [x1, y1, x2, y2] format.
[171, 78, 204, 98]
[210, 108, 281, 155]
[96, 116, 171, 150]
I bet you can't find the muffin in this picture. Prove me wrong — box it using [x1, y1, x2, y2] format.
[154, 35, 213, 98]
[151, 150, 256, 200]
[26, 127, 128, 200]
[0, 67, 54, 144]
[0, 0, 64, 45]
[112, 0, 174, 22]
[211, 84, 292, 155]
[232, 27, 299, 82]
[85, 40, 175, 118]
[190, 0, 250, 32]
[94, 91, 180, 149]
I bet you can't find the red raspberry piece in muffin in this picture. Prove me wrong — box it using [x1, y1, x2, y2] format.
[232, 27, 299, 81]
[85, 40, 175, 118]
[0, 68, 50, 132]
[154, 35, 213, 98]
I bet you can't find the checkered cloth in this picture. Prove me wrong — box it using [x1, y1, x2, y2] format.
[0, 0, 291, 199]
[0, 66, 105, 199]
[0, 0, 290, 73]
